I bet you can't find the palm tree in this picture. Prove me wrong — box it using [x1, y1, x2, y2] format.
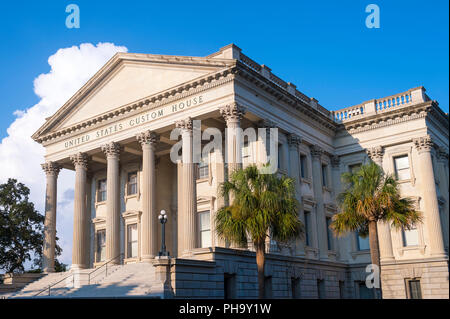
[215, 165, 303, 299]
[330, 161, 422, 298]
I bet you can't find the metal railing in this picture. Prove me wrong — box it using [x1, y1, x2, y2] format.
[34, 253, 123, 297]
[87, 253, 124, 285]
[34, 273, 74, 296]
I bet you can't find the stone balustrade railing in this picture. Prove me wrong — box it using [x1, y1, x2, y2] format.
[218, 46, 430, 125]
[332, 87, 430, 123]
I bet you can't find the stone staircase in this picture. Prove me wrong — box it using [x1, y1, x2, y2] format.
[7, 263, 163, 298]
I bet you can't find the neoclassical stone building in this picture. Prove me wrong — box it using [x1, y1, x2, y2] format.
[32, 44, 448, 299]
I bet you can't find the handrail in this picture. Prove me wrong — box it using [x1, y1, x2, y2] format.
[87, 253, 124, 285]
[34, 273, 74, 296]
[34, 253, 123, 297]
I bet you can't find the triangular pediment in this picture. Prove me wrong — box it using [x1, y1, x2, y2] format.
[33, 52, 234, 140]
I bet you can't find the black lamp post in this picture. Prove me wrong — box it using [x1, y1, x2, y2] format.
[158, 210, 169, 257]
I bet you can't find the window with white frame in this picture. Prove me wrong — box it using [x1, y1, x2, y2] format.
[326, 217, 333, 250]
[321, 164, 328, 187]
[300, 154, 307, 179]
[406, 279, 422, 299]
[127, 223, 138, 258]
[402, 226, 419, 247]
[96, 229, 106, 262]
[349, 163, 361, 174]
[356, 232, 370, 251]
[394, 155, 411, 180]
[242, 139, 251, 161]
[127, 171, 138, 196]
[97, 179, 107, 202]
[198, 211, 211, 248]
[197, 153, 209, 179]
[304, 211, 312, 246]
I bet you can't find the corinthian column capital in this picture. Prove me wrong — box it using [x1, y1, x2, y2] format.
[287, 133, 302, 147]
[70, 153, 89, 170]
[413, 135, 433, 153]
[175, 117, 193, 132]
[41, 162, 62, 176]
[366, 146, 384, 162]
[330, 155, 340, 168]
[219, 102, 246, 124]
[101, 142, 121, 158]
[136, 130, 160, 147]
[310, 145, 323, 158]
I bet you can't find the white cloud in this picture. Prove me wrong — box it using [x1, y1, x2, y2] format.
[0, 42, 128, 267]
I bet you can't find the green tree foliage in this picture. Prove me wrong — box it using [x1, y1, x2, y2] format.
[330, 161, 422, 298]
[215, 165, 303, 298]
[0, 178, 63, 273]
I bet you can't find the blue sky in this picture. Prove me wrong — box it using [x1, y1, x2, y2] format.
[0, 0, 447, 268]
[0, 0, 448, 139]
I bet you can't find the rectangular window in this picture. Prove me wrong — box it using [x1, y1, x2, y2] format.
[242, 140, 251, 160]
[326, 217, 333, 250]
[97, 179, 107, 202]
[339, 281, 345, 299]
[198, 211, 211, 248]
[224, 273, 236, 299]
[277, 144, 282, 169]
[197, 153, 209, 179]
[356, 233, 370, 251]
[406, 279, 422, 299]
[96, 229, 106, 262]
[317, 279, 325, 299]
[358, 281, 373, 299]
[300, 155, 307, 178]
[349, 163, 361, 174]
[127, 172, 138, 196]
[127, 224, 138, 258]
[322, 164, 328, 187]
[394, 155, 411, 180]
[264, 276, 273, 298]
[291, 277, 301, 299]
[402, 227, 419, 247]
[304, 211, 311, 246]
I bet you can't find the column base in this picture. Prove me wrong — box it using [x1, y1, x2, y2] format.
[70, 264, 88, 271]
[43, 267, 55, 273]
[141, 255, 155, 263]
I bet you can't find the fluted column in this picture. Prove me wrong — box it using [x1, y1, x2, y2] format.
[414, 136, 446, 257]
[175, 118, 197, 256]
[70, 153, 89, 269]
[85, 174, 92, 268]
[137, 131, 159, 261]
[41, 162, 61, 273]
[367, 146, 395, 262]
[288, 134, 305, 256]
[310, 145, 328, 260]
[220, 103, 246, 176]
[101, 142, 121, 264]
[330, 155, 341, 258]
[436, 148, 449, 249]
[177, 160, 184, 256]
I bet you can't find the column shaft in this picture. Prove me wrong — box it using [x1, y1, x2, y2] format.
[177, 160, 184, 256]
[176, 119, 197, 255]
[70, 153, 89, 269]
[414, 137, 446, 257]
[41, 162, 61, 273]
[102, 143, 121, 264]
[310, 146, 328, 260]
[288, 134, 304, 256]
[137, 131, 159, 261]
[367, 147, 395, 262]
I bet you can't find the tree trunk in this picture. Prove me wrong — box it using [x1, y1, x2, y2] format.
[368, 220, 382, 299]
[255, 241, 266, 299]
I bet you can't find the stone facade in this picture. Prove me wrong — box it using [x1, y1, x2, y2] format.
[30, 44, 449, 299]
